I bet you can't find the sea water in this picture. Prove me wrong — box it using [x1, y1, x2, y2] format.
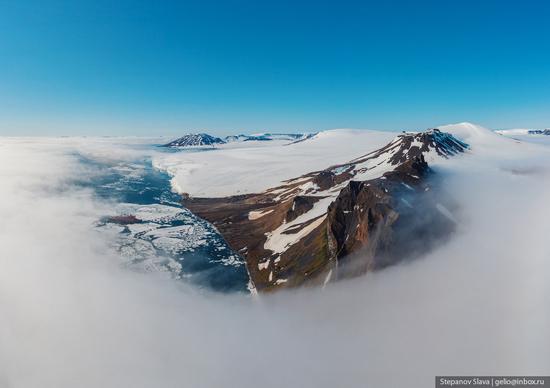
[73, 145, 250, 293]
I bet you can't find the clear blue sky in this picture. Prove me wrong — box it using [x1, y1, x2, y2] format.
[1, 0, 549, 136]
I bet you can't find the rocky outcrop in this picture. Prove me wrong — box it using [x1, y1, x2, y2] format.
[105, 214, 140, 225]
[286, 196, 319, 222]
[326, 155, 432, 277]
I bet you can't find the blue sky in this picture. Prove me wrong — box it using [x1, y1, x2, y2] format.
[1, 0, 549, 136]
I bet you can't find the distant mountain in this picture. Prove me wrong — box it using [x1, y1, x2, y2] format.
[224, 134, 257, 142]
[528, 129, 550, 135]
[184, 128, 468, 292]
[163, 132, 318, 147]
[163, 133, 226, 147]
[495, 128, 550, 136]
[224, 133, 317, 142]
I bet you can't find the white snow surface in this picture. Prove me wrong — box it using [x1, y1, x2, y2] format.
[437, 122, 502, 144]
[439, 122, 550, 157]
[495, 128, 532, 136]
[153, 129, 397, 197]
[494, 128, 550, 146]
[248, 209, 274, 220]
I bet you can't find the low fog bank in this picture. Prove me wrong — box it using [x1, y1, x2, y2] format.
[0, 137, 549, 388]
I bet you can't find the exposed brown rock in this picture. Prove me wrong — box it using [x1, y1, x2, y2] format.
[326, 155, 431, 278]
[107, 215, 140, 225]
[285, 196, 319, 223]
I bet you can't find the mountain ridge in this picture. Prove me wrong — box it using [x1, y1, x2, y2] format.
[183, 128, 468, 292]
[163, 132, 317, 148]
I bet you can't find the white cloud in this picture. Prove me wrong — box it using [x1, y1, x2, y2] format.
[0, 134, 548, 388]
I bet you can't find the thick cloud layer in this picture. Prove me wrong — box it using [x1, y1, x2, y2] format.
[0, 136, 549, 388]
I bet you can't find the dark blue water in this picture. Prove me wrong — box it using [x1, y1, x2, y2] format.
[73, 147, 250, 293]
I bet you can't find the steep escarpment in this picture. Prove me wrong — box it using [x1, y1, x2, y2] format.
[183, 129, 467, 292]
[326, 155, 455, 278]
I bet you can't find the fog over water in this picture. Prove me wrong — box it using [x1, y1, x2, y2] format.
[0, 136, 549, 388]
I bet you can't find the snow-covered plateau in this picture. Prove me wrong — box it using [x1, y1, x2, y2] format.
[153, 129, 398, 197]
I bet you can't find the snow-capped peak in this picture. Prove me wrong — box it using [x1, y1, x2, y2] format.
[163, 133, 226, 147]
[336, 128, 468, 181]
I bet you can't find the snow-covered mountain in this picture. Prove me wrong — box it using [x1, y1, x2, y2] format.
[163, 133, 226, 147]
[495, 128, 550, 136]
[163, 132, 317, 148]
[224, 132, 316, 142]
[183, 128, 469, 292]
[530, 129, 550, 135]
